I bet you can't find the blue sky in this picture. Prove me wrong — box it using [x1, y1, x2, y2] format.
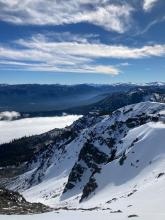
[0, 0, 164, 84]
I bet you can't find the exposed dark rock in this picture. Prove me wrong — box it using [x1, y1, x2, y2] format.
[63, 164, 86, 192]
[128, 214, 139, 218]
[78, 142, 109, 167]
[110, 210, 122, 213]
[80, 176, 98, 202]
[127, 190, 137, 197]
[63, 141, 108, 194]
[0, 188, 52, 215]
[157, 173, 165, 178]
[119, 152, 127, 166]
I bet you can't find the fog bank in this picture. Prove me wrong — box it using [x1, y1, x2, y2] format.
[0, 115, 81, 144]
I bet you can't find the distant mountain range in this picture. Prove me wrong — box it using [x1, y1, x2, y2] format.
[0, 83, 137, 113]
[69, 85, 165, 114]
[0, 82, 164, 117]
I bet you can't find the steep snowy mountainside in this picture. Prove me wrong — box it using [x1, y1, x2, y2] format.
[4, 101, 164, 211]
[62, 102, 165, 203]
[0, 114, 102, 168]
[85, 121, 165, 204]
[1, 114, 103, 188]
[72, 121, 165, 219]
[0, 100, 164, 219]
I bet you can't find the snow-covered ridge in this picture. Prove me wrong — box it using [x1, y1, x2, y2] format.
[2, 102, 165, 215]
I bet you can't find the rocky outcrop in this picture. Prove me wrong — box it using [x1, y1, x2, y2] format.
[0, 188, 52, 215]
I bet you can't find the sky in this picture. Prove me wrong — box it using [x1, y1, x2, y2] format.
[0, 0, 164, 84]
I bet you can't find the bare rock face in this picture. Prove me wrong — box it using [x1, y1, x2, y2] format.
[0, 188, 52, 215]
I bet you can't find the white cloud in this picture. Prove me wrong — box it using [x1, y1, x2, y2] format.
[0, 34, 165, 75]
[73, 4, 133, 33]
[0, 0, 132, 33]
[0, 115, 81, 144]
[119, 62, 130, 66]
[0, 111, 20, 121]
[87, 65, 120, 75]
[143, 0, 159, 11]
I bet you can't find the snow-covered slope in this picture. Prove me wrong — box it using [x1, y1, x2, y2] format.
[85, 121, 165, 205]
[2, 101, 165, 218]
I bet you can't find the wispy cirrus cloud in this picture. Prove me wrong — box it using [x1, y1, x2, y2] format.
[0, 34, 165, 75]
[0, 0, 133, 33]
[16, 34, 165, 59]
[143, 0, 159, 11]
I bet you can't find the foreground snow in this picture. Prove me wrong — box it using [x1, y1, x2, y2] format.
[1, 206, 165, 220]
[1, 161, 165, 219]
[0, 115, 81, 144]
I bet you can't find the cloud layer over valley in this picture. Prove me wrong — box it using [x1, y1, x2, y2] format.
[0, 115, 81, 144]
